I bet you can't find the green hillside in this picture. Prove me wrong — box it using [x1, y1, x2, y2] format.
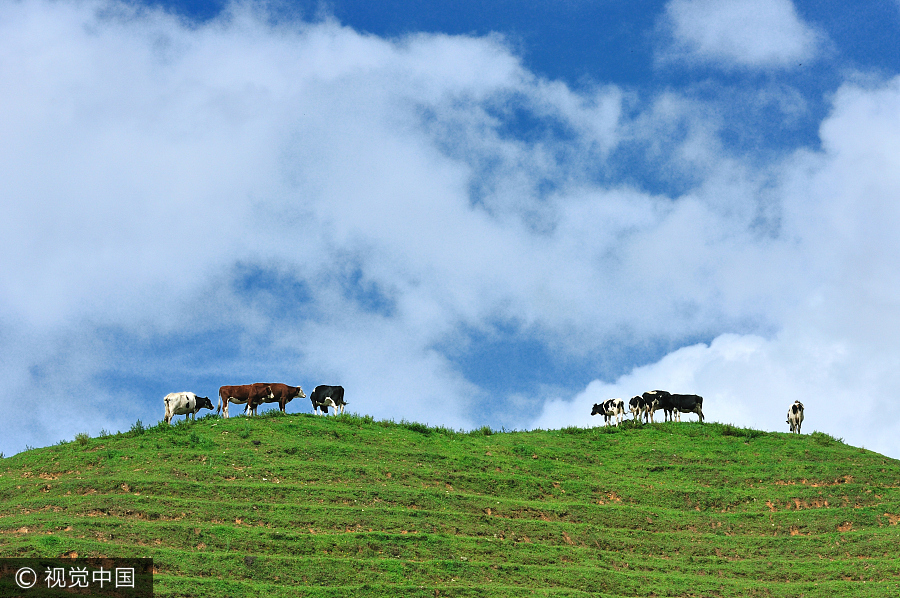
[1, 413, 899, 597]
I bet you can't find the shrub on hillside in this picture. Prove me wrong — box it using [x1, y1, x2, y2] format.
[617, 419, 643, 430]
[721, 424, 766, 439]
[811, 431, 843, 445]
[75, 432, 90, 446]
[402, 421, 432, 435]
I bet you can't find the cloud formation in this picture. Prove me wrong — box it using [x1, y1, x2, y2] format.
[660, 0, 825, 69]
[1, 1, 899, 459]
[531, 75, 900, 457]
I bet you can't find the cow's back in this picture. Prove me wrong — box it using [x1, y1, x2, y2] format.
[219, 385, 240, 400]
[312, 385, 344, 401]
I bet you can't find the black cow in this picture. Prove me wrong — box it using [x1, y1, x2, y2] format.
[787, 400, 804, 433]
[644, 390, 705, 422]
[591, 398, 625, 426]
[310, 385, 347, 415]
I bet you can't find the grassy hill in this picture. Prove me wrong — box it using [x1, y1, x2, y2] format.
[1, 412, 899, 597]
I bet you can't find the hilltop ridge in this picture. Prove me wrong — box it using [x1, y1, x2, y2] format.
[1, 413, 899, 597]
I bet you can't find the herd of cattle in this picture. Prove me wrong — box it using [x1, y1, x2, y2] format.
[163, 384, 806, 435]
[592, 391, 807, 434]
[591, 390, 705, 426]
[162, 383, 345, 424]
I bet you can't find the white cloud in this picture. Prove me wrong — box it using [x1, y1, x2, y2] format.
[528, 329, 900, 456]
[660, 0, 825, 69]
[529, 74, 900, 457]
[1, 0, 900, 460]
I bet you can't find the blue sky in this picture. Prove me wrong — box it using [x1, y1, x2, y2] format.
[2, 0, 900, 457]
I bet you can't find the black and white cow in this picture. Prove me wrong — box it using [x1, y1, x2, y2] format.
[310, 385, 347, 415]
[787, 400, 804, 434]
[628, 395, 654, 423]
[642, 390, 670, 421]
[591, 398, 626, 426]
[164, 392, 214, 424]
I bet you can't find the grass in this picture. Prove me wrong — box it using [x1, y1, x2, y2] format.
[1, 412, 899, 597]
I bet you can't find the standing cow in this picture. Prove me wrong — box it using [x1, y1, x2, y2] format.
[591, 398, 625, 426]
[249, 383, 307, 415]
[310, 385, 347, 415]
[628, 395, 654, 423]
[644, 390, 705, 423]
[787, 400, 804, 433]
[217, 383, 274, 418]
[164, 392, 214, 424]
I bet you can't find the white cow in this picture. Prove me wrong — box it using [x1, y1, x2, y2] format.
[164, 392, 214, 424]
[787, 400, 804, 434]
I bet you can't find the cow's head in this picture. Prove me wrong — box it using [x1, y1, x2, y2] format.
[590, 403, 603, 416]
[294, 386, 306, 399]
[197, 396, 214, 411]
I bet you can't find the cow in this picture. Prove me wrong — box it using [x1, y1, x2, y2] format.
[669, 394, 704, 422]
[787, 400, 804, 434]
[309, 385, 347, 415]
[164, 392, 214, 424]
[628, 395, 654, 423]
[591, 398, 626, 426]
[217, 383, 274, 418]
[643, 390, 671, 421]
[644, 390, 704, 422]
[248, 383, 307, 415]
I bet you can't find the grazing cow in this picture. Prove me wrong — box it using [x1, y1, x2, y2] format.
[164, 392, 214, 424]
[217, 383, 274, 418]
[628, 395, 654, 423]
[644, 390, 705, 422]
[591, 398, 626, 426]
[787, 400, 804, 434]
[309, 385, 347, 415]
[248, 383, 307, 415]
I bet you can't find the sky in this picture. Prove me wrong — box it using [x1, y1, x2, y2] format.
[2, 0, 900, 458]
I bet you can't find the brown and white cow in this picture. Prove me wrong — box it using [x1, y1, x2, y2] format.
[217, 383, 274, 418]
[787, 400, 804, 434]
[248, 383, 307, 415]
[164, 392, 214, 424]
